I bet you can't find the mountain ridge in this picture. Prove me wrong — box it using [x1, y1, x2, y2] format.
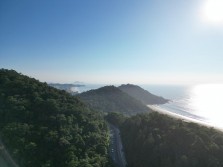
[118, 84, 168, 105]
[78, 85, 151, 115]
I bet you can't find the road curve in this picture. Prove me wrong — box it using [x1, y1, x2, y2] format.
[108, 124, 127, 167]
[0, 138, 19, 167]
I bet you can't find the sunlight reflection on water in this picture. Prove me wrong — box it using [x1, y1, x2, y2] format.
[189, 84, 223, 128]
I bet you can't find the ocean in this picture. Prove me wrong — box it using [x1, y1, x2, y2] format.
[2, 83, 222, 165]
[142, 84, 223, 130]
[75, 83, 223, 129]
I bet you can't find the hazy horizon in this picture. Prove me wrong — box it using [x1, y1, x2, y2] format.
[1, 0, 223, 85]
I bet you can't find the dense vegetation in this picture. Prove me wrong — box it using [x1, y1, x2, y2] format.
[105, 112, 126, 128]
[78, 86, 151, 115]
[106, 112, 223, 167]
[4, 69, 222, 167]
[118, 84, 168, 105]
[0, 69, 112, 167]
[119, 112, 223, 167]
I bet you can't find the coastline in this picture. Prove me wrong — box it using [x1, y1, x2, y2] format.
[147, 105, 215, 128]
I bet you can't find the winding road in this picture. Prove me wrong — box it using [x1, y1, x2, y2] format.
[109, 124, 127, 167]
[0, 139, 19, 167]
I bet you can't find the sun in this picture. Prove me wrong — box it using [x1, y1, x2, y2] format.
[202, 0, 223, 24]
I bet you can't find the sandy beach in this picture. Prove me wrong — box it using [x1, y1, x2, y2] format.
[147, 105, 215, 128]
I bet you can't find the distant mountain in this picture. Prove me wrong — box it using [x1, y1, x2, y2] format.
[48, 83, 85, 95]
[118, 84, 168, 105]
[78, 86, 151, 115]
[73, 81, 85, 85]
[49, 83, 85, 87]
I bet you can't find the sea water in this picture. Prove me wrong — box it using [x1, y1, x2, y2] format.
[76, 83, 223, 129]
[142, 84, 223, 129]
[72, 84, 105, 93]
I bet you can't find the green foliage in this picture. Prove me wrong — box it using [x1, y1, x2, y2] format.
[78, 86, 151, 115]
[0, 69, 112, 167]
[118, 84, 168, 105]
[105, 112, 126, 128]
[120, 112, 223, 167]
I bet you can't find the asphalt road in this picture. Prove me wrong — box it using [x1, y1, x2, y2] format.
[109, 124, 127, 167]
[0, 139, 19, 167]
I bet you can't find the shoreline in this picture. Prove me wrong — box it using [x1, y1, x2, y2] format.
[147, 105, 217, 129]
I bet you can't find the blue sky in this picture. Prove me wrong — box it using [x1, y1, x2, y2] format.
[1, 0, 223, 85]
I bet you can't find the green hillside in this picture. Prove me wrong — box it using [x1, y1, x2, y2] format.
[0, 69, 111, 167]
[120, 112, 223, 167]
[78, 86, 151, 115]
[118, 84, 168, 105]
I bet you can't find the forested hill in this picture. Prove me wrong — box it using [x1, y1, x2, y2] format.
[78, 86, 151, 115]
[118, 84, 168, 105]
[0, 69, 112, 167]
[118, 112, 223, 167]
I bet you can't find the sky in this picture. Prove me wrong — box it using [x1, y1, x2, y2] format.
[1, 0, 223, 85]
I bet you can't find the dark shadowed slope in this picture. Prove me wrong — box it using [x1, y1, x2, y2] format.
[78, 86, 151, 115]
[118, 84, 168, 105]
[121, 112, 223, 167]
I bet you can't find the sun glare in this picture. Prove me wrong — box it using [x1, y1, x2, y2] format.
[202, 0, 223, 24]
[190, 84, 223, 128]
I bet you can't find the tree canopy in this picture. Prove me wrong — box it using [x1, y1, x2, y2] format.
[120, 112, 223, 167]
[78, 86, 151, 115]
[0, 69, 112, 167]
[118, 84, 168, 105]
